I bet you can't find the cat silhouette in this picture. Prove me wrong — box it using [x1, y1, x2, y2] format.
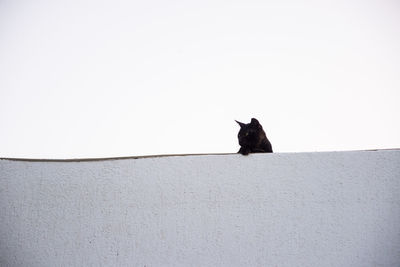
[235, 118, 273, 155]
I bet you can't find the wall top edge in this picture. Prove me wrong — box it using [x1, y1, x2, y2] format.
[1, 149, 399, 163]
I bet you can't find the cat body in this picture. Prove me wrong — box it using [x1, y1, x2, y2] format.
[235, 118, 273, 155]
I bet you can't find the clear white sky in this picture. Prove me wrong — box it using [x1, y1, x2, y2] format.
[1, 0, 399, 159]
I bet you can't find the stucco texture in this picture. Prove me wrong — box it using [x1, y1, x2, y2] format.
[1, 150, 400, 266]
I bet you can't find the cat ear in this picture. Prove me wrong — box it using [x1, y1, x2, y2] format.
[250, 118, 260, 125]
[235, 120, 245, 128]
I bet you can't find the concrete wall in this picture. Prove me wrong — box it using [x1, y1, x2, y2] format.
[1, 150, 400, 267]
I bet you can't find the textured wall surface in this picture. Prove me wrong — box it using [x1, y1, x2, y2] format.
[1, 150, 400, 267]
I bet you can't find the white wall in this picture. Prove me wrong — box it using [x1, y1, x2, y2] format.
[1, 150, 400, 267]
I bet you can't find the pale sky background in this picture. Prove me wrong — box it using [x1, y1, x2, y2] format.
[0, 0, 399, 159]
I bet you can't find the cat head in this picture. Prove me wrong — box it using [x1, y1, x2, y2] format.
[235, 118, 263, 146]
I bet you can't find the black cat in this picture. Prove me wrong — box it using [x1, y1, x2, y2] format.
[235, 118, 273, 155]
